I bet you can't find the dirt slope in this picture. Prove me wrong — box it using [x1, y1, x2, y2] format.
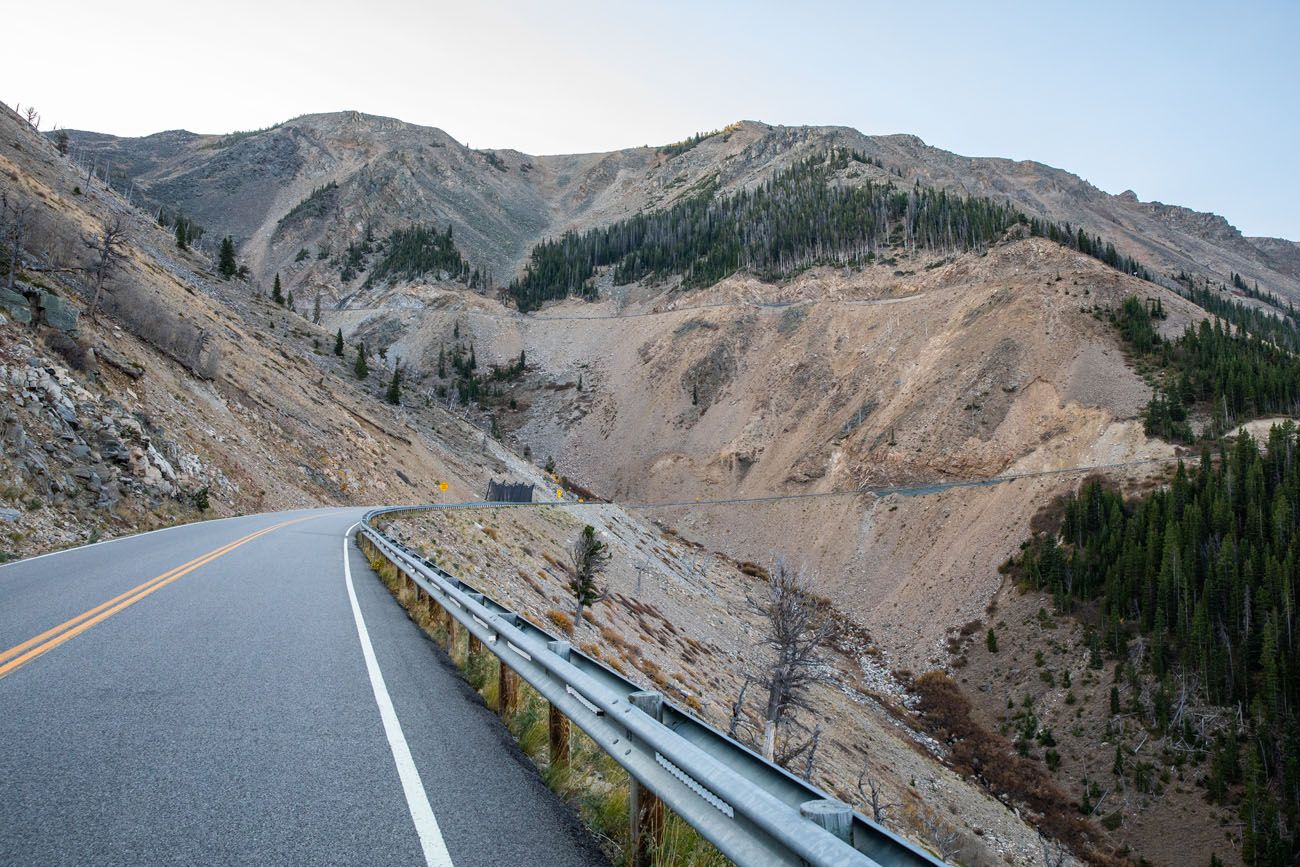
[0, 102, 510, 551]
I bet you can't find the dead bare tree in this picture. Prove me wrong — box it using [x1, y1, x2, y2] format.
[920, 808, 963, 862]
[747, 559, 839, 762]
[1039, 833, 1068, 867]
[24, 106, 39, 129]
[84, 217, 127, 321]
[774, 720, 822, 779]
[856, 768, 897, 825]
[727, 673, 757, 739]
[1, 192, 32, 291]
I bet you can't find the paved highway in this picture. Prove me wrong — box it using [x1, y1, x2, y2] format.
[0, 508, 607, 866]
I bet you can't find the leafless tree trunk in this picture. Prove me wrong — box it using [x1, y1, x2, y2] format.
[1039, 833, 1068, 867]
[772, 721, 822, 779]
[1, 192, 32, 291]
[85, 218, 127, 321]
[24, 106, 39, 129]
[920, 808, 963, 862]
[728, 674, 755, 738]
[856, 768, 896, 825]
[748, 559, 838, 761]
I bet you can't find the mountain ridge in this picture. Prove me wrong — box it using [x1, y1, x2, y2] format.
[61, 111, 1299, 310]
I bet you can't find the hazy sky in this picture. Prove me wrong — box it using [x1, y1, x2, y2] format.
[5, 0, 1298, 238]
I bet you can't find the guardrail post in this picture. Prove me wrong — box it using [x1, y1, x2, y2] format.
[498, 658, 519, 719]
[466, 594, 485, 656]
[547, 641, 572, 770]
[799, 799, 853, 845]
[628, 691, 665, 867]
[449, 617, 463, 665]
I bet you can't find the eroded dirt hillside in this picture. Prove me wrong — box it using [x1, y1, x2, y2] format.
[0, 103, 509, 553]
[337, 237, 1200, 670]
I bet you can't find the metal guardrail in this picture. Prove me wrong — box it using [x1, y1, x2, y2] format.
[358, 507, 947, 867]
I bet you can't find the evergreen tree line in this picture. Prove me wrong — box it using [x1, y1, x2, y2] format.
[1111, 297, 1300, 442]
[330, 223, 481, 288]
[1015, 428, 1300, 864]
[362, 224, 470, 288]
[1173, 274, 1300, 354]
[507, 149, 1024, 312]
[1025, 217, 1155, 281]
[658, 129, 719, 157]
[277, 181, 338, 229]
[1225, 270, 1291, 317]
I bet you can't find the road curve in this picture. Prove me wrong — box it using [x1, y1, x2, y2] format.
[0, 508, 607, 866]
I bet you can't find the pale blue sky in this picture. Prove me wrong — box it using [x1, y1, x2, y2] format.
[5, 0, 1298, 238]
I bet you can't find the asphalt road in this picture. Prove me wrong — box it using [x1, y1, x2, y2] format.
[0, 508, 608, 866]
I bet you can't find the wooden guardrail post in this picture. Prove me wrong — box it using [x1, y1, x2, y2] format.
[498, 658, 519, 719]
[546, 641, 572, 770]
[629, 691, 665, 867]
[449, 617, 463, 665]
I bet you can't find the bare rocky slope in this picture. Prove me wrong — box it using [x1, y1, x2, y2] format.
[0, 102, 514, 551]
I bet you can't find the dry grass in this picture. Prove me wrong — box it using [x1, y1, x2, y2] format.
[914, 670, 1123, 866]
[546, 608, 575, 634]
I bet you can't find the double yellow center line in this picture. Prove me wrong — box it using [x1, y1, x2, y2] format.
[0, 515, 316, 680]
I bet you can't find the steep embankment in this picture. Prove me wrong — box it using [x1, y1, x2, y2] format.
[0, 102, 512, 552]
[352, 236, 1198, 668]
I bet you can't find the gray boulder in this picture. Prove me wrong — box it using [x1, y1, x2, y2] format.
[37, 291, 79, 333]
[0, 287, 32, 324]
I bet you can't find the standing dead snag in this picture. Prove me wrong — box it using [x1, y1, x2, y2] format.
[84, 217, 127, 321]
[747, 559, 839, 762]
[1, 192, 32, 291]
[856, 768, 897, 825]
[568, 524, 609, 626]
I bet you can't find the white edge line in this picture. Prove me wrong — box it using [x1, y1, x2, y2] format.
[343, 524, 454, 867]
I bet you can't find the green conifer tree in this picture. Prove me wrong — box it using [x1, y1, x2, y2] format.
[354, 344, 369, 380]
[271, 274, 284, 305]
[218, 236, 237, 279]
[385, 364, 402, 405]
[333, 328, 344, 357]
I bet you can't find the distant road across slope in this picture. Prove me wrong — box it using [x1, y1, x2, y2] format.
[0, 509, 606, 867]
